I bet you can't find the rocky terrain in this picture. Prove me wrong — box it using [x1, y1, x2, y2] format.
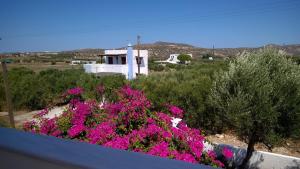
[7, 42, 299, 60]
[62, 41, 300, 60]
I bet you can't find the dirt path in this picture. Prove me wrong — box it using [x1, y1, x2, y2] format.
[0, 106, 67, 127]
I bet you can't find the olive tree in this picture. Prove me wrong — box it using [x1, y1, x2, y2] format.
[209, 49, 300, 168]
[177, 54, 192, 64]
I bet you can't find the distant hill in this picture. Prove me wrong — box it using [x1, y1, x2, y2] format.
[60, 42, 300, 59]
[134, 41, 300, 59]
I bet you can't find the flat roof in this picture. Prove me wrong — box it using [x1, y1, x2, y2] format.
[98, 54, 127, 56]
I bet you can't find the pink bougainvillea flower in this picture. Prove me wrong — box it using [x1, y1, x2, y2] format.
[175, 153, 197, 164]
[169, 105, 184, 118]
[40, 118, 58, 135]
[67, 87, 84, 96]
[222, 147, 234, 159]
[87, 121, 116, 144]
[104, 136, 130, 150]
[23, 121, 37, 133]
[188, 140, 204, 159]
[23, 85, 230, 168]
[68, 125, 85, 138]
[34, 108, 49, 118]
[147, 142, 170, 158]
[207, 150, 217, 159]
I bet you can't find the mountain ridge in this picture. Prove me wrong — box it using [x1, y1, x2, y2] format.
[54, 41, 300, 59]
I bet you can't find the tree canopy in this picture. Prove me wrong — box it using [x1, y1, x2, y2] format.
[177, 54, 192, 64]
[209, 49, 300, 168]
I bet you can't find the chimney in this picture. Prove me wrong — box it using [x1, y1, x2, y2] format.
[127, 43, 134, 80]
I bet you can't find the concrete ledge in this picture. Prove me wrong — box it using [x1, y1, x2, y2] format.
[0, 127, 216, 169]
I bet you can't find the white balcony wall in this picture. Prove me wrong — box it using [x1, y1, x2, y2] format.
[83, 64, 129, 78]
[83, 49, 148, 79]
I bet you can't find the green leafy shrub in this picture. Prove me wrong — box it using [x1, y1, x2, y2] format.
[0, 68, 126, 111]
[132, 61, 227, 133]
[209, 49, 300, 168]
[149, 61, 165, 71]
[0, 117, 9, 127]
[177, 54, 192, 64]
[202, 53, 213, 59]
[23, 86, 232, 168]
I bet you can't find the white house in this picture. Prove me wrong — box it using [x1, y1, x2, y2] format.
[71, 60, 96, 65]
[156, 54, 192, 64]
[83, 44, 148, 79]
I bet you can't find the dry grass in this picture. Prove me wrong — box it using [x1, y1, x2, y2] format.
[0, 62, 81, 73]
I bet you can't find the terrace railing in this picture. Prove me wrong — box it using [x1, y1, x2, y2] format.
[0, 127, 217, 169]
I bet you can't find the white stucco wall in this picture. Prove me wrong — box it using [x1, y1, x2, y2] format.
[83, 49, 148, 79]
[156, 53, 193, 64]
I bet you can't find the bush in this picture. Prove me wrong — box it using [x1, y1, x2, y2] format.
[0, 117, 9, 127]
[149, 61, 165, 71]
[177, 54, 192, 64]
[202, 53, 213, 59]
[132, 61, 228, 133]
[209, 49, 300, 168]
[23, 86, 233, 168]
[0, 68, 126, 111]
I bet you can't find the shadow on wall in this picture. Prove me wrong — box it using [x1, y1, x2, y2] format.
[248, 159, 263, 169]
[285, 160, 300, 169]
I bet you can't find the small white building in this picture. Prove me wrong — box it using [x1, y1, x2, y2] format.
[71, 60, 96, 65]
[83, 44, 148, 79]
[156, 54, 192, 64]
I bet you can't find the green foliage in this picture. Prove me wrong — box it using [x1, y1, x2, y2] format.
[210, 49, 300, 146]
[165, 63, 187, 70]
[290, 56, 300, 65]
[148, 60, 166, 71]
[57, 111, 72, 133]
[0, 117, 9, 127]
[177, 54, 192, 64]
[7, 67, 46, 110]
[202, 53, 213, 59]
[209, 49, 300, 167]
[0, 67, 126, 111]
[132, 61, 228, 132]
[95, 75, 126, 102]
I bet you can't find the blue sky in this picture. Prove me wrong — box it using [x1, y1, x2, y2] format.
[0, 0, 300, 52]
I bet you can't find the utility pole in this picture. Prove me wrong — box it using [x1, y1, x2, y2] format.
[0, 38, 15, 128]
[137, 35, 141, 75]
[212, 45, 215, 58]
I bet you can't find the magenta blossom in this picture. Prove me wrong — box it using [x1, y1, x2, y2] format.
[68, 125, 85, 138]
[169, 105, 184, 118]
[207, 150, 217, 159]
[222, 147, 233, 159]
[147, 142, 170, 158]
[87, 122, 116, 144]
[23, 85, 229, 168]
[34, 108, 49, 118]
[104, 137, 130, 150]
[175, 153, 197, 163]
[40, 118, 58, 135]
[67, 87, 84, 96]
